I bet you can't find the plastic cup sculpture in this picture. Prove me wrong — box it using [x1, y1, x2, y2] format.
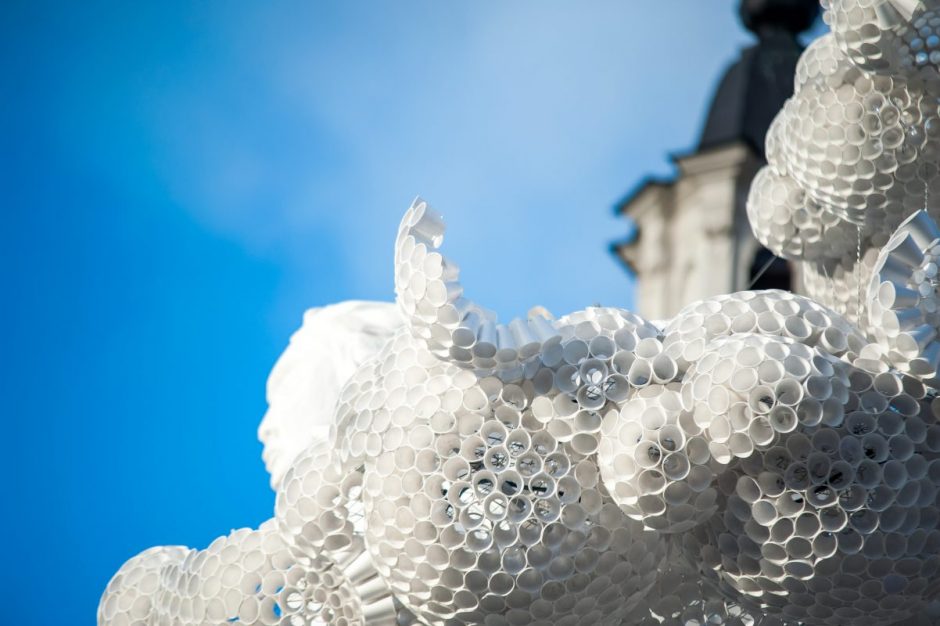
[100, 2, 940, 625]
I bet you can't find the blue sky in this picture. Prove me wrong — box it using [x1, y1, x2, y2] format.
[2, 2, 821, 623]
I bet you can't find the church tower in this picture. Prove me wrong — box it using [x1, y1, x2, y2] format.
[612, 0, 820, 320]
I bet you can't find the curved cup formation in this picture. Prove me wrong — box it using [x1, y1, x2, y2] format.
[630, 549, 790, 626]
[259, 301, 403, 489]
[331, 284, 672, 624]
[868, 210, 940, 382]
[677, 340, 940, 626]
[100, 2, 940, 625]
[827, 0, 940, 86]
[394, 201, 561, 380]
[98, 524, 368, 626]
[101, 200, 940, 625]
[747, 5, 940, 325]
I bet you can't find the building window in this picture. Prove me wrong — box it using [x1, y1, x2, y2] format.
[749, 247, 791, 292]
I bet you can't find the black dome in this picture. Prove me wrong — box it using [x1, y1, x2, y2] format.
[698, 0, 821, 155]
[740, 0, 821, 36]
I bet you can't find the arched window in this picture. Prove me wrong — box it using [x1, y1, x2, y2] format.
[749, 247, 791, 291]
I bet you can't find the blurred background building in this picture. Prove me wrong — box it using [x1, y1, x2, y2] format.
[612, 0, 821, 320]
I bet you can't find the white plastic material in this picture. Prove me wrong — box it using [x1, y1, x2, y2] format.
[101, 3, 940, 624]
[259, 301, 403, 488]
